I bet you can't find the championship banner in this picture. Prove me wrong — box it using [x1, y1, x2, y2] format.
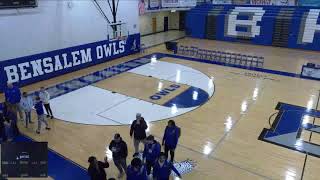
[250, 0, 295, 5]
[162, 0, 179, 8]
[232, 0, 250, 5]
[273, 0, 295, 5]
[298, 0, 320, 6]
[250, 0, 272, 5]
[139, 0, 146, 15]
[179, 0, 197, 7]
[212, 0, 232, 4]
[147, 0, 160, 10]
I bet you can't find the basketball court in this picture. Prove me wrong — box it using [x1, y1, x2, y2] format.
[1, 1, 320, 180]
[0, 36, 318, 179]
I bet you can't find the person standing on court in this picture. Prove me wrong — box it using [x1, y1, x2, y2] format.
[87, 156, 109, 180]
[0, 108, 7, 142]
[153, 152, 182, 180]
[126, 158, 147, 180]
[108, 133, 128, 178]
[130, 113, 148, 153]
[4, 83, 23, 121]
[162, 120, 181, 162]
[20, 92, 34, 128]
[39, 87, 54, 119]
[34, 97, 50, 134]
[143, 135, 161, 176]
[6, 104, 20, 138]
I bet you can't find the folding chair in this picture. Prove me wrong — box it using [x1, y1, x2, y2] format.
[140, 43, 146, 54]
[199, 49, 205, 59]
[225, 53, 231, 64]
[220, 52, 227, 63]
[229, 53, 236, 65]
[215, 51, 221, 62]
[240, 54, 247, 66]
[247, 55, 253, 67]
[258, 57, 264, 68]
[190, 46, 198, 57]
[204, 49, 211, 60]
[178, 45, 185, 55]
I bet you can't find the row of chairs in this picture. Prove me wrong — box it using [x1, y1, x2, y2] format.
[177, 45, 264, 68]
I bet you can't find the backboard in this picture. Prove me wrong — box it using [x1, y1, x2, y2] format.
[107, 22, 128, 40]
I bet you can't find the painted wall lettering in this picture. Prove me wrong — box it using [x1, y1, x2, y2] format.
[0, 34, 140, 92]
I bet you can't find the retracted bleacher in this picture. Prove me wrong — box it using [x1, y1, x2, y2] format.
[186, 4, 320, 51]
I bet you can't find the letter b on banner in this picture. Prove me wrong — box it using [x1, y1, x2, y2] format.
[225, 7, 265, 38]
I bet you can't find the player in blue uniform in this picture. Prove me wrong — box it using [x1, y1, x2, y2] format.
[162, 120, 181, 162]
[143, 135, 161, 175]
[34, 96, 50, 134]
[153, 152, 182, 180]
[126, 158, 147, 180]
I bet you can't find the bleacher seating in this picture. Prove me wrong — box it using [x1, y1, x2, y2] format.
[185, 4, 320, 51]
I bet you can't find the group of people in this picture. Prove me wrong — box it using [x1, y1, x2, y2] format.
[0, 83, 183, 180]
[0, 83, 54, 142]
[88, 114, 182, 180]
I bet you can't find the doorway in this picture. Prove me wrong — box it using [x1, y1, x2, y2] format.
[164, 16, 169, 32]
[152, 17, 157, 33]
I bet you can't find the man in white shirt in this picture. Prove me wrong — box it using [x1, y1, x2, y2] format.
[39, 87, 54, 119]
[20, 92, 34, 128]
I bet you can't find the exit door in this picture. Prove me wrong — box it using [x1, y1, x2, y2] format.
[152, 17, 157, 33]
[164, 16, 169, 32]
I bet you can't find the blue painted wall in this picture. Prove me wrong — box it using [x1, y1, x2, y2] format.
[186, 4, 320, 51]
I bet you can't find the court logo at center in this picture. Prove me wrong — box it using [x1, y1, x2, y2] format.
[150, 84, 181, 100]
[49, 56, 215, 125]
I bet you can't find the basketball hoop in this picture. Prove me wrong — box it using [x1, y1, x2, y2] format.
[107, 22, 128, 40]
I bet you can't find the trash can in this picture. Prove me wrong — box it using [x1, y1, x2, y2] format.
[165, 41, 178, 54]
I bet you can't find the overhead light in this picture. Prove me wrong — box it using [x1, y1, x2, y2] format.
[306, 98, 314, 112]
[241, 101, 248, 113]
[171, 104, 178, 114]
[158, 81, 163, 91]
[202, 141, 213, 155]
[176, 70, 181, 82]
[171, 10, 176, 12]
[224, 116, 233, 132]
[302, 115, 310, 126]
[252, 88, 259, 100]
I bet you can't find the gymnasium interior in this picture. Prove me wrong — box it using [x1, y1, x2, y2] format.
[1, 0, 320, 179]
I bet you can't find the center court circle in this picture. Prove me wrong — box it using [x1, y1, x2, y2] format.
[49, 59, 215, 125]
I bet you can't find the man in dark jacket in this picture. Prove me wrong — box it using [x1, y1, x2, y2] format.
[0, 109, 7, 142]
[108, 133, 128, 178]
[153, 152, 181, 180]
[4, 83, 23, 120]
[7, 107, 19, 138]
[88, 156, 109, 180]
[162, 120, 181, 162]
[130, 113, 148, 153]
[143, 135, 161, 175]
